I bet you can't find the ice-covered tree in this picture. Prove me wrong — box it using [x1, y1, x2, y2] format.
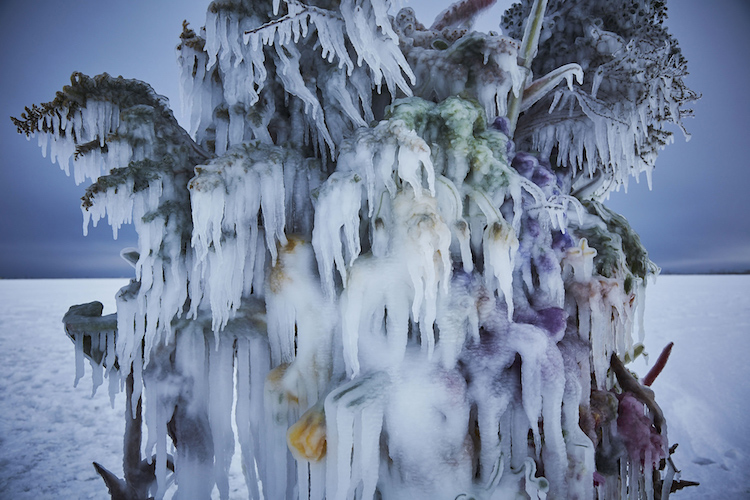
[13, 0, 699, 498]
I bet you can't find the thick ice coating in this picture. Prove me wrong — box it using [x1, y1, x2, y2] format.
[12, 0, 697, 498]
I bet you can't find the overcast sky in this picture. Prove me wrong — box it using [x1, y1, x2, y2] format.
[1, 0, 748, 278]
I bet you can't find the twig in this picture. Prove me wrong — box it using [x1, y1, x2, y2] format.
[642, 342, 673, 386]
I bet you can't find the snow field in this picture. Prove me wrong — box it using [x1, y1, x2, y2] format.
[0, 275, 748, 499]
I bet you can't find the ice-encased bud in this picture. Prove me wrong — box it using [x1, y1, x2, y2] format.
[564, 237, 597, 282]
[288, 404, 327, 462]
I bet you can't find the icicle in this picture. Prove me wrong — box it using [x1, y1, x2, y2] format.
[189, 144, 309, 329]
[263, 363, 298, 499]
[341, 251, 413, 380]
[483, 219, 519, 321]
[169, 323, 215, 500]
[266, 236, 336, 392]
[142, 345, 181, 500]
[393, 122, 434, 198]
[325, 372, 389, 500]
[456, 220, 474, 273]
[339, 0, 414, 94]
[392, 189, 452, 359]
[436, 272, 479, 369]
[636, 277, 647, 343]
[235, 333, 270, 500]
[89, 343, 104, 397]
[107, 366, 119, 408]
[311, 172, 363, 296]
[209, 337, 235, 500]
[73, 334, 85, 387]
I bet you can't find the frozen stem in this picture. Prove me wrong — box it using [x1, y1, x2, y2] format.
[643, 342, 674, 387]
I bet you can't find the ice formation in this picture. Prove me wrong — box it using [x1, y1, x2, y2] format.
[13, 0, 698, 498]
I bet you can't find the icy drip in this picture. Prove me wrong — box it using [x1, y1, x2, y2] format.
[393, 10, 525, 122]
[435, 272, 480, 370]
[179, 8, 271, 150]
[503, 1, 697, 200]
[205, 8, 267, 111]
[263, 362, 300, 499]
[81, 165, 195, 411]
[243, 0, 415, 98]
[182, 0, 416, 158]
[558, 336, 596, 500]
[33, 100, 121, 184]
[527, 89, 659, 199]
[126, 188, 192, 367]
[208, 333, 236, 499]
[338, 188, 452, 379]
[266, 237, 335, 382]
[132, 308, 277, 500]
[235, 334, 271, 500]
[177, 29, 223, 147]
[325, 372, 389, 500]
[392, 191, 451, 359]
[64, 303, 120, 406]
[311, 172, 363, 298]
[483, 219, 520, 321]
[312, 117, 437, 295]
[189, 143, 323, 330]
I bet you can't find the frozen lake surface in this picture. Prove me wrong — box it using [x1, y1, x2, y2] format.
[0, 276, 748, 499]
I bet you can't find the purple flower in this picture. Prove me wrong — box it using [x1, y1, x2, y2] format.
[512, 151, 558, 189]
[616, 393, 667, 468]
[491, 116, 511, 136]
[511, 151, 538, 178]
[531, 165, 555, 187]
[490, 116, 516, 156]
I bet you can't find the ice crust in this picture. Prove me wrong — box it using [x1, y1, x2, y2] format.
[502, 0, 697, 200]
[17, 0, 697, 498]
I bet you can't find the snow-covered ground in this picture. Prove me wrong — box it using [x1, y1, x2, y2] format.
[0, 279, 126, 499]
[628, 275, 750, 499]
[0, 276, 747, 499]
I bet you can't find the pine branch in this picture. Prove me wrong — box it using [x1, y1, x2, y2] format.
[12, 73, 173, 137]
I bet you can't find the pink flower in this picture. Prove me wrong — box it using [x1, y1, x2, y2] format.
[616, 393, 667, 468]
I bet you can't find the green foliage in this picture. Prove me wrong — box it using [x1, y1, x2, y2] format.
[577, 200, 658, 286]
[11, 73, 176, 139]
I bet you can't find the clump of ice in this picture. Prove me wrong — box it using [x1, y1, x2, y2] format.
[16, 0, 694, 498]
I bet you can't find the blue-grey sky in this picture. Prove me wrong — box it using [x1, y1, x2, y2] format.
[1, 0, 748, 278]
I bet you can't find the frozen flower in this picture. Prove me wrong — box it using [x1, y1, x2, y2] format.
[617, 392, 668, 468]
